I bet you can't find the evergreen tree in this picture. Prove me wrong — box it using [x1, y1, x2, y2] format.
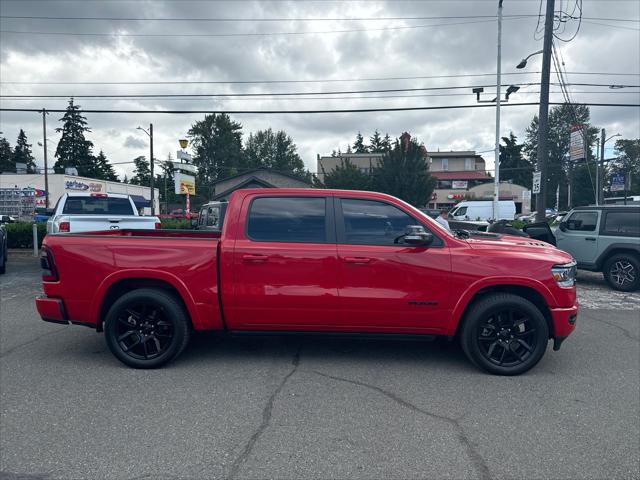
[0, 136, 14, 173]
[371, 137, 436, 207]
[381, 133, 393, 152]
[369, 130, 384, 153]
[13, 129, 37, 173]
[188, 113, 244, 199]
[94, 150, 118, 181]
[122, 174, 129, 184]
[130, 156, 151, 186]
[499, 132, 534, 189]
[353, 132, 368, 153]
[54, 98, 97, 176]
[319, 159, 372, 190]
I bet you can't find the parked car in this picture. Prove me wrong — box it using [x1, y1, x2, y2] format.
[0, 215, 17, 224]
[524, 205, 640, 291]
[195, 201, 227, 231]
[448, 200, 516, 221]
[0, 222, 7, 274]
[47, 193, 161, 233]
[37, 188, 578, 375]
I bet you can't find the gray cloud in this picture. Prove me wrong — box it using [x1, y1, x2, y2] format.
[123, 135, 147, 149]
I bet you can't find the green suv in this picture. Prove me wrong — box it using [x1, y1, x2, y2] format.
[524, 205, 640, 292]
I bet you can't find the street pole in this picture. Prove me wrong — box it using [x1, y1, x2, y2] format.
[492, 0, 503, 221]
[149, 123, 155, 215]
[41, 109, 49, 208]
[535, 0, 555, 222]
[599, 128, 605, 206]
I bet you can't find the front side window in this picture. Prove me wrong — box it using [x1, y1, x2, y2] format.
[198, 208, 207, 226]
[206, 207, 218, 227]
[603, 211, 640, 236]
[454, 206, 468, 217]
[566, 211, 598, 232]
[247, 197, 327, 243]
[340, 198, 418, 245]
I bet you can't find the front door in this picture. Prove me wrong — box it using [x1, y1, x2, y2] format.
[335, 197, 452, 334]
[229, 195, 340, 330]
[556, 210, 600, 264]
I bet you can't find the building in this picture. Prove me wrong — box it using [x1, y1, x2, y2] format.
[209, 168, 312, 201]
[0, 173, 160, 215]
[316, 149, 531, 213]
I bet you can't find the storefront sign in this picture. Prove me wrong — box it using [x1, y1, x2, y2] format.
[175, 172, 196, 195]
[64, 177, 105, 193]
[451, 180, 468, 189]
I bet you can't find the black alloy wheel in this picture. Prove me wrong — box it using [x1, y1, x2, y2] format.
[604, 254, 639, 292]
[104, 288, 190, 369]
[460, 293, 549, 375]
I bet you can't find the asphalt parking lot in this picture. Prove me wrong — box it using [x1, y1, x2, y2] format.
[1, 253, 639, 480]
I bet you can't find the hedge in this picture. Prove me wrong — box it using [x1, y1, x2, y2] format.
[4, 222, 47, 249]
[159, 218, 193, 230]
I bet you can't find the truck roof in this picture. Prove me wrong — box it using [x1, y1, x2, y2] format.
[65, 192, 131, 199]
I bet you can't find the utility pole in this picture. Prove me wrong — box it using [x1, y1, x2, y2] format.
[535, 0, 555, 222]
[149, 123, 155, 215]
[492, 0, 504, 221]
[599, 128, 605, 206]
[41, 109, 49, 208]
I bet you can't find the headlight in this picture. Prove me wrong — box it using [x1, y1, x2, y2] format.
[552, 261, 577, 288]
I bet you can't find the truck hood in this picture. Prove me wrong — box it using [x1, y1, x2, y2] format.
[465, 234, 573, 263]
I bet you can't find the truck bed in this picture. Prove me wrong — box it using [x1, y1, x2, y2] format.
[40, 230, 223, 331]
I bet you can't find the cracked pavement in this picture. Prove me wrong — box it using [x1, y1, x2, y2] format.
[1, 255, 639, 480]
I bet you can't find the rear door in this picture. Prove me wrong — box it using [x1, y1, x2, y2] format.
[555, 210, 600, 264]
[228, 194, 340, 330]
[334, 197, 451, 333]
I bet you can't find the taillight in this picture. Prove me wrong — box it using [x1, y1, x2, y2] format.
[91, 193, 108, 197]
[155, 222, 161, 229]
[58, 221, 70, 232]
[40, 247, 59, 282]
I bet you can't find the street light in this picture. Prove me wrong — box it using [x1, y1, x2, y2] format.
[136, 124, 155, 215]
[516, 50, 543, 69]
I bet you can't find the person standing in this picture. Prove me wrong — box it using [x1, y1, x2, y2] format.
[435, 208, 450, 231]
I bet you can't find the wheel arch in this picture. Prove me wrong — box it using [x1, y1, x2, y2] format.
[92, 271, 199, 332]
[453, 284, 554, 339]
[596, 244, 640, 270]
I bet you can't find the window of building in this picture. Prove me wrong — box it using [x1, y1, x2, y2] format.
[340, 198, 418, 246]
[565, 211, 598, 232]
[247, 197, 327, 243]
[437, 180, 452, 189]
[465, 158, 475, 171]
[441, 158, 449, 171]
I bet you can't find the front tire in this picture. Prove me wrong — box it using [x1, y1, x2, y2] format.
[104, 288, 191, 369]
[603, 253, 639, 292]
[460, 293, 549, 375]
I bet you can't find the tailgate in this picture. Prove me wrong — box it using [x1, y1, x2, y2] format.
[69, 215, 157, 232]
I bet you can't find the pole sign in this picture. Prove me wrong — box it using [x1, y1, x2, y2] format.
[171, 161, 197, 174]
[174, 172, 196, 195]
[610, 173, 625, 192]
[176, 150, 192, 162]
[570, 124, 585, 162]
[532, 171, 542, 194]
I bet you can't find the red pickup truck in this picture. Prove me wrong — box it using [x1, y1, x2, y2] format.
[36, 188, 578, 375]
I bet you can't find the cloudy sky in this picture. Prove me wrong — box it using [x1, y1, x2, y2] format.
[0, 0, 638, 180]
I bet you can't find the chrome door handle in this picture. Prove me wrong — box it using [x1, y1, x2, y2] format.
[585, 237, 596, 242]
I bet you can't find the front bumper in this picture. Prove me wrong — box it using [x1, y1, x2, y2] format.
[549, 302, 579, 350]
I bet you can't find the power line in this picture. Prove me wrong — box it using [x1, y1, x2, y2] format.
[2, 72, 635, 86]
[0, 83, 635, 99]
[1, 102, 637, 115]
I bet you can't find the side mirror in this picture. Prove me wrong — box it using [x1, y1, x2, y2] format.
[559, 221, 567, 232]
[404, 225, 434, 246]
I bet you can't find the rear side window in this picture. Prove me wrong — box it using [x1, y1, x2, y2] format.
[340, 198, 417, 245]
[247, 197, 327, 243]
[603, 211, 640, 236]
[566, 211, 598, 232]
[62, 197, 134, 215]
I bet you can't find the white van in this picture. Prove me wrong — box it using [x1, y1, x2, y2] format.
[448, 200, 516, 221]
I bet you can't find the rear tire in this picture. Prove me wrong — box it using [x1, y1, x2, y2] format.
[0, 244, 6, 274]
[460, 293, 549, 375]
[104, 288, 191, 369]
[603, 253, 639, 292]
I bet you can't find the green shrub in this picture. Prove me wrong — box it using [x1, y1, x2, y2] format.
[4, 222, 47, 249]
[159, 218, 193, 230]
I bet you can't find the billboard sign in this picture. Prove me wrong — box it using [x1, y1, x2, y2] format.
[610, 173, 625, 192]
[570, 125, 585, 162]
[451, 180, 468, 189]
[175, 172, 196, 195]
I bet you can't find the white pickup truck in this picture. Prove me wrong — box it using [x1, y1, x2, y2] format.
[47, 193, 160, 233]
